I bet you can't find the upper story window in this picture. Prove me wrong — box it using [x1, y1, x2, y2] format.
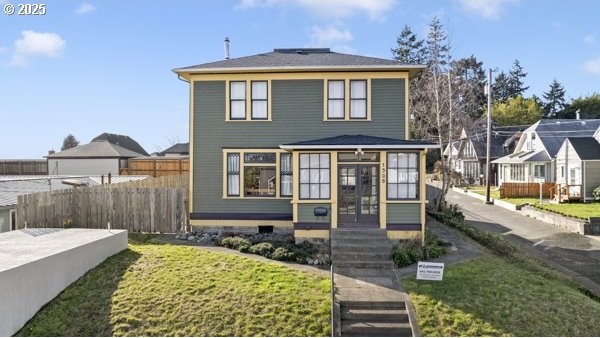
[350, 80, 367, 119]
[227, 80, 271, 122]
[229, 81, 246, 120]
[327, 80, 345, 119]
[251, 81, 268, 120]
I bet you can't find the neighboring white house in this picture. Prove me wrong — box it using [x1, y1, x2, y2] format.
[555, 137, 600, 202]
[493, 119, 600, 186]
[47, 133, 148, 176]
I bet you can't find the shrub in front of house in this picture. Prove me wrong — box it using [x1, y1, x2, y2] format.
[391, 231, 449, 268]
[249, 242, 275, 258]
[593, 186, 600, 200]
[219, 236, 252, 252]
[271, 247, 297, 262]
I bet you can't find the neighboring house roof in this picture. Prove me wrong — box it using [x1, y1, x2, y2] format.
[530, 119, 600, 157]
[91, 133, 149, 156]
[47, 140, 144, 159]
[458, 126, 525, 160]
[566, 137, 600, 160]
[0, 175, 148, 207]
[174, 48, 424, 75]
[159, 143, 189, 155]
[280, 135, 437, 149]
[492, 150, 551, 164]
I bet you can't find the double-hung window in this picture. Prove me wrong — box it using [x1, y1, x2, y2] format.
[229, 81, 246, 120]
[387, 152, 419, 200]
[300, 154, 330, 199]
[251, 81, 268, 120]
[327, 80, 345, 119]
[350, 80, 367, 119]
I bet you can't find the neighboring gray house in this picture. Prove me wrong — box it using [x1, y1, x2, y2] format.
[555, 137, 600, 202]
[493, 119, 600, 185]
[47, 133, 147, 175]
[173, 47, 437, 242]
[158, 143, 189, 157]
[0, 175, 148, 233]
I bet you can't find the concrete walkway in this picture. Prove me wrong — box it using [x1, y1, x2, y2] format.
[445, 188, 600, 297]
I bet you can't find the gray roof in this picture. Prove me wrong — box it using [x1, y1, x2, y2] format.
[281, 135, 436, 148]
[567, 137, 600, 160]
[91, 133, 148, 156]
[0, 175, 148, 207]
[174, 48, 423, 73]
[160, 142, 189, 155]
[531, 119, 600, 157]
[47, 140, 144, 159]
[492, 150, 551, 164]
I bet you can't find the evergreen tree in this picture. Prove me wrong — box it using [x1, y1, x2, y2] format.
[492, 71, 511, 102]
[61, 134, 80, 151]
[451, 55, 487, 120]
[507, 59, 529, 98]
[542, 79, 567, 118]
[391, 25, 426, 64]
[426, 17, 450, 71]
[561, 93, 600, 119]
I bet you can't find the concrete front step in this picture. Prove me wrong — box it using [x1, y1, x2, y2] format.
[332, 252, 391, 261]
[331, 243, 393, 250]
[341, 320, 413, 337]
[332, 232, 390, 240]
[340, 301, 406, 310]
[334, 260, 395, 269]
[341, 307, 409, 322]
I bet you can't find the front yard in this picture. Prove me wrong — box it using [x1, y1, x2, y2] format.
[17, 234, 331, 337]
[466, 186, 539, 206]
[404, 255, 600, 336]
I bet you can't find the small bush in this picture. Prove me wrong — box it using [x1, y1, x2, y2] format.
[593, 186, 600, 200]
[219, 236, 251, 252]
[391, 232, 449, 267]
[272, 247, 296, 261]
[249, 242, 275, 257]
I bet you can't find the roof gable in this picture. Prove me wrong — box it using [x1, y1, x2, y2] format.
[47, 140, 144, 158]
[566, 137, 600, 160]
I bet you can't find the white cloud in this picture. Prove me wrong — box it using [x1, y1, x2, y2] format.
[308, 25, 353, 46]
[584, 34, 596, 45]
[584, 57, 600, 76]
[455, 0, 517, 19]
[74, 2, 96, 15]
[236, 0, 396, 20]
[9, 31, 66, 66]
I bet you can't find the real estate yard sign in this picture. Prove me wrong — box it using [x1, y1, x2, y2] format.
[416, 262, 445, 281]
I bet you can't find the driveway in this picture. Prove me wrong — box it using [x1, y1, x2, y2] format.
[443, 187, 600, 297]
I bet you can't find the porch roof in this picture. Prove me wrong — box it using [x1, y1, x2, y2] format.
[279, 135, 438, 150]
[492, 149, 551, 164]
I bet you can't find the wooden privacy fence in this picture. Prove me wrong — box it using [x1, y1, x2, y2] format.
[121, 157, 189, 177]
[500, 182, 556, 199]
[16, 186, 188, 233]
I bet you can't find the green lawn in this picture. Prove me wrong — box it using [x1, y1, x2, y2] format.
[534, 202, 600, 220]
[404, 256, 600, 336]
[17, 235, 331, 337]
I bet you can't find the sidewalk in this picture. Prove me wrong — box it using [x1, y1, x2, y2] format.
[445, 188, 600, 297]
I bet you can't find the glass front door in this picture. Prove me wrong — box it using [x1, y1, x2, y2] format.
[338, 164, 379, 227]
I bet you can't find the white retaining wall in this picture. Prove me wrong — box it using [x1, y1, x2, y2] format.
[0, 229, 128, 336]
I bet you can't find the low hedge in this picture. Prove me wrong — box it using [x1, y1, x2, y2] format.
[216, 235, 319, 264]
[391, 231, 449, 267]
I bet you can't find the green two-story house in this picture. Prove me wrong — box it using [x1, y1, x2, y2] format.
[173, 48, 436, 242]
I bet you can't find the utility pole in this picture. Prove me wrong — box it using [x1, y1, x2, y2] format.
[485, 68, 493, 204]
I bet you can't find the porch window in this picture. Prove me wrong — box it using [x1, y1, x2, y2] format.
[327, 80, 345, 119]
[300, 153, 330, 199]
[387, 152, 419, 200]
[350, 80, 367, 119]
[226, 153, 240, 196]
[251, 81, 268, 120]
[534, 164, 546, 179]
[280, 153, 293, 197]
[230, 81, 246, 120]
[244, 167, 276, 197]
[509, 164, 525, 181]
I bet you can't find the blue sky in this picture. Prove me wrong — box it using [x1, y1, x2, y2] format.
[1, 0, 600, 158]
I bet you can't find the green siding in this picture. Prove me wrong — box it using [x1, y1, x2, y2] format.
[192, 78, 406, 214]
[297, 204, 331, 223]
[387, 204, 421, 224]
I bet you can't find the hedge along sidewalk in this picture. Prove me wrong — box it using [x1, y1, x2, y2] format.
[428, 208, 600, 301]
[154, 235, 329, 276]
